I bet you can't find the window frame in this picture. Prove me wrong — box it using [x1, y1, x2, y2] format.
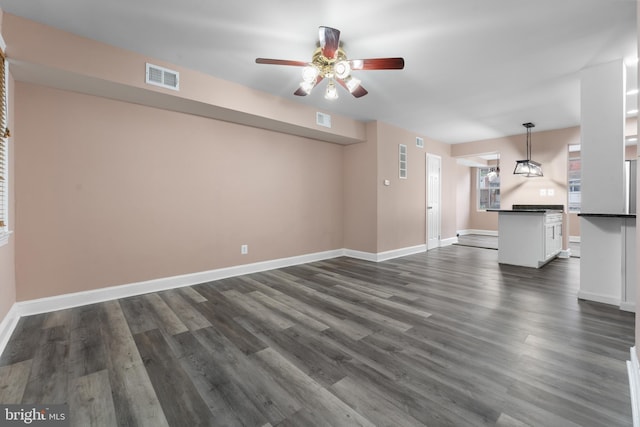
[477, 167, 500, 211]
[568, 156, 581, 213]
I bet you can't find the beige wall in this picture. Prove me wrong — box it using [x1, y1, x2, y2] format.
[2, 13, 365, 146]
[343, 122, 378, 253]
[376, 122, 426, 252]
[5, 11, 464, 304]
[14, 82, 345, 300]
[468, 167, 499, 231]
[343, 121, 457, 253]
[453, 126, 582, 246]
[0, 65, 15, 321]
[374, 122, 456, 252]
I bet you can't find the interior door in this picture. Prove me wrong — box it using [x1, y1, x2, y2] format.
[427, 154, 442, 250]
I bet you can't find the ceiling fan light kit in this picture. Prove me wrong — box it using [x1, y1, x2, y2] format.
[256, 26, 404, 100]
[513, 122, 544, 177]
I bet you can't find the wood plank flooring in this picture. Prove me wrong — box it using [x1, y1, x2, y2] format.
[0, 245, 634, 426]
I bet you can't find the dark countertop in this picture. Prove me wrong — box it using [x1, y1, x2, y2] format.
[578, 213, 636, 218]
[487, 209, 563, 213]
[487, 204, 564, 214]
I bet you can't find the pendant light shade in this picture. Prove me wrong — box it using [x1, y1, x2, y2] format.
[487, 155, 500, 182]
[513, 122, 543, 177]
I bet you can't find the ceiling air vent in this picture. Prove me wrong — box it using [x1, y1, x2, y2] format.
[145, 63, 179, 91]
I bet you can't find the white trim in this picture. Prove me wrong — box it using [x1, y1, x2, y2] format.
[0, 304, 20, 357]
[577, 290, 620, 307]
[558, 249, 571, 259]
[14, 249, 343, 317]
[569, 236, 581, 243]
[620, 301, 636, 313]
[3, 244, 429, 319]
[0, 243, 428, 354]
[628, 347, 640, 427]
[457, 229, 498, 237]
[343, 249, 378, 262]
[440, 237, 457, 247]
[345, 244, 427, 263]
[426, 153, 442, 251]
[376, 244, 426, 262]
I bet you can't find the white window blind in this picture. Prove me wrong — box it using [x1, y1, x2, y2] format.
[0, 49, 7, 232]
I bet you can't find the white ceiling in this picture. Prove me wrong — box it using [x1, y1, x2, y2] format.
[0, 0, 637, 144]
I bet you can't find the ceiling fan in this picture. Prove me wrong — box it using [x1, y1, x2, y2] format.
[255, 26, 405, 100]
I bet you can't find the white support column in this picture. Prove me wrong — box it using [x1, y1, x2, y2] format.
[579, 59, 627, 306]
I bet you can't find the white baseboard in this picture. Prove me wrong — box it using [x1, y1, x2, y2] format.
[620, 301, 636, 313]
[376, 244, 426, 262]
[346, 244, 427, 262]
[0, 244, 431, 356]
[628, 346, 640, 427]
[440, 237, 457, 246]
[343, 249, 378, 262]
[14, 249, 345, 318]
[569, 236, 581, 243]
[558, 249, 571, 259]
[457, 229, 498, 237]
[577, 290, 620, 307]
[0, 304, 20, 358]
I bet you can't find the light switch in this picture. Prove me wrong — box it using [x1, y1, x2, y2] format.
[540, 189, 547, 196]
[383, 179, 391, 186]
[548, 188, 555, 196]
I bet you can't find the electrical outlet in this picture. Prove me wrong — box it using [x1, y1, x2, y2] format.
[241, 244, 248, 255]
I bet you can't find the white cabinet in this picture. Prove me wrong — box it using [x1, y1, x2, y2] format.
[545, 214, 563, 259]
[496, 211, 563, 268]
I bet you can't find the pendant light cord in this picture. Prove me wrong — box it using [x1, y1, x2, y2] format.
[527, 126, 531, 160]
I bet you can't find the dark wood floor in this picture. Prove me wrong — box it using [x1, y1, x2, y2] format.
[0, 245, 633, 426]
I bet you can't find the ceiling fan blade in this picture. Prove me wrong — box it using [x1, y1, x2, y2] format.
[319, 26, 340, 59]
[255, 58, 308, 67]
[294, 76, 324, 96]
[349, 57, 405, 70]
[337, 79, 368, 98]
[293, 87, 308, 96]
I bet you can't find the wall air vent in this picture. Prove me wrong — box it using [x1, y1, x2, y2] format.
[145, 63, 179, 91]
[316, 112, 332, 128]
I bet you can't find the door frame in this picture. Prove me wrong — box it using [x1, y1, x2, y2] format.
[426, 153, 442, 250]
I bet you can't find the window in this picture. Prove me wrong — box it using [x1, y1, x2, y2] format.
[568, 157, 581, 213]
[399, 144, 407, 179]
[0, 46, 8, 242]
[478, 167, 500, 210]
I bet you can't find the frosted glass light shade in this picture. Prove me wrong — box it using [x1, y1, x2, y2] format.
[513, 160, 543, 177]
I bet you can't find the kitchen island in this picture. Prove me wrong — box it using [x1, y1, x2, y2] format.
[488, 205, 564, 268]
